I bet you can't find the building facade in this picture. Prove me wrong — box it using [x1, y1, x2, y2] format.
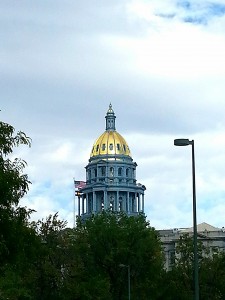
[77, 104, 146, 220]
[159, 222, 225, 271]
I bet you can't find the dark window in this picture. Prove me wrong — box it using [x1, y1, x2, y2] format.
[102, 144, 106, 151]
[123, 144, 126, 151]
[102, 166, 106, 176]
[117, 144, 120, 150]
[109, 143, 113, 150]
[96, 144, 99, 152]
[118, 167, 122, 176]
[126, 168, 129, 177]
[94, 169, 97, 177]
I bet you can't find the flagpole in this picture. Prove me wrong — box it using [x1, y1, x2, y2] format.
[73, 180, 86, 225]
[73, 190, 76, 228]
[73, 178, 76, 228]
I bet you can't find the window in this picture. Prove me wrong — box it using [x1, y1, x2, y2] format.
[102, 144, 106, 151]
[118, 167, 122, 176]
[109, 143, 113, 150]
[96, 144, 99, 152]
[126, 168, 129, 177]
[117, 143, 120, 150]
[109, 167, 114, 176]
[123, 144, 126, 151]
[169, 251, 175, 265]
[94, 169, 97, 177]
[100, 166, 106, 176]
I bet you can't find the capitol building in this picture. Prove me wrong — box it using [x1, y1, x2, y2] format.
[77, 104, 145, 220]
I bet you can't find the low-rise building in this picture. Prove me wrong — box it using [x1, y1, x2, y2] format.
[159, 222, 225, 270]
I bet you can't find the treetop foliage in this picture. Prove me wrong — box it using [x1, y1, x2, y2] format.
[2, 118, 225, 299]
[0, 121, 31, 156]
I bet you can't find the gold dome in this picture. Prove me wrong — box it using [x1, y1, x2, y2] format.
[90, 130, 131, 158]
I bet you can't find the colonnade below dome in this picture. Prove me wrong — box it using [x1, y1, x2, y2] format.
[77, 189, 145, 220]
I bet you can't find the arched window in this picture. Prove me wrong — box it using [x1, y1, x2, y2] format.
[109, 167, 114, 177]
[126, 168, 129, 177]
[118, 167, 122, 176]
[94, 168, 97, 177]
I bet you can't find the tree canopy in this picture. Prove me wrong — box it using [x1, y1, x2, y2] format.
[71, 211, 164, 300]
[2, 118, 225, 299]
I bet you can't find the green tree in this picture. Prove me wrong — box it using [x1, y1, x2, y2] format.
[66, 211, 164, 300]
[28, 213, 68, 299]
[0, 119, 40, 299]
[199, 251, 225, 299]
[0, 120, 32, 260]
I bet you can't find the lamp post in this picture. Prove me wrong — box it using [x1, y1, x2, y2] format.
[119, 264, 130, 300]
[174, 139, 199, 300]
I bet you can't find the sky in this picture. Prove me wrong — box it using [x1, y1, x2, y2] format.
[1, 0, 225, 229]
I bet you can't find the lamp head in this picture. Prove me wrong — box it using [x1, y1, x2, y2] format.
[174, 139, 191, 146]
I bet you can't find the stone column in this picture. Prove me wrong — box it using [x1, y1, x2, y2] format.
[104, 190, 107, 210]
[142, 193, 144, 213]
[138, 193, 140, 212]
[82, 194, 85, 215]
[116, 191, 119, 211]
[78, 195, 80, 216]
[86, 193, 89, 214]
[93, 191, 96, 213]
[134, 193, 137, 212]
[127, 191, 130, 213]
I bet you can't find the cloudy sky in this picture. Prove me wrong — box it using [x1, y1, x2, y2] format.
[1, 0, 225, 229]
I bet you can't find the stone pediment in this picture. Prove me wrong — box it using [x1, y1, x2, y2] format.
[181, 222, 220, 233]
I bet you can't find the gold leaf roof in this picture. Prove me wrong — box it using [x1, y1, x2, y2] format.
[90, 130, 131, 158]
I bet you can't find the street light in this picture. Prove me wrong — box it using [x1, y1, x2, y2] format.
[174, 138, 199, 300]
[119, 264, 130, 300]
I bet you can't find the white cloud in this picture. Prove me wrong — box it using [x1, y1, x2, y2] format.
[1, 0, 225, 230]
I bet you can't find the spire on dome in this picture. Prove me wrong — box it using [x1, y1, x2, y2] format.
[105, 103, 116, 130]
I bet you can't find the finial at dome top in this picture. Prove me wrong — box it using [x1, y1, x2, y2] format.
[105, 103, 116, 130]
[107, 103, 114, 114]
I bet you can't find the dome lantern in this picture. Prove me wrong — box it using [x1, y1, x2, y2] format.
[105, 103, 116, 131]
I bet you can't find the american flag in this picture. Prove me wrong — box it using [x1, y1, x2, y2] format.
[74, 180, 86, 189]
